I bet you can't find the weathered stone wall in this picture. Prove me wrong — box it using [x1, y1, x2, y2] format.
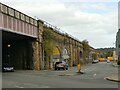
[32, 20, 44, 70]
[116, 30, 120, 57]
[32, 20, 99, 70]
[32, 41, 40, 70]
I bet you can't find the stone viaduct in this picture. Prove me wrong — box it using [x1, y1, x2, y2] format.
[0, 3, 99, 70]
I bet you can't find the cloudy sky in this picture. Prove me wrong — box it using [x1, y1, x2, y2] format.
[1, 0, 119, 49]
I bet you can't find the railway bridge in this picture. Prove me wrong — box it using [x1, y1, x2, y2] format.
[0, 3, 39, 70]
[0, 3, 99, 70]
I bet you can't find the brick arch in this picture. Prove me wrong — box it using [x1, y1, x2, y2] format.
[52, 46, 61, 61]
[56, 46, 61, 55]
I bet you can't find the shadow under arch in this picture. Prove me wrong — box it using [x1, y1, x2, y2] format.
[80, 51, 83, 58]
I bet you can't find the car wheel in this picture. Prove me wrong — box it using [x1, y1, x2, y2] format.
[55, 68, 57, 70]
[62, 67, 65, 70]
[66, 68, 68, 70]
[12, 69, 14, 71]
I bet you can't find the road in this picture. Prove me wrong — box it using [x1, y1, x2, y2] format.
[2, 61, 119, 88]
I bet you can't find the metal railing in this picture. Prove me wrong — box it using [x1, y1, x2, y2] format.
[42, 20, 82, 44]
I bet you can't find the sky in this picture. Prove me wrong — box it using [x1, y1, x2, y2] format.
[1, 0, 119, 49]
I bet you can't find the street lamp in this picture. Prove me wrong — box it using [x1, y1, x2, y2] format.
[7, 44, 11, 65]
[7, 44, 11, 48]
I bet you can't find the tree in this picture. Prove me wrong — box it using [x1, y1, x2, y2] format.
[92, 53, 97, 60]
[42, 28, 56, 69]
[82, 40, 91, 63]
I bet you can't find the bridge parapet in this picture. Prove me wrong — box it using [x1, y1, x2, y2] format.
[0, 3, 38, 38]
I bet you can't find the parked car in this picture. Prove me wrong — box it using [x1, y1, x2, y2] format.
[117, 60, 120, 65]
[106, 60, 110, 63]
[92, 60, 99, 64]
[2, 64, 14, 72]
[54, 61, 68, 70]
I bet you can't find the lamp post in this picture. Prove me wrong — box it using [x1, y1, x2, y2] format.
[7, 44, 11, 65]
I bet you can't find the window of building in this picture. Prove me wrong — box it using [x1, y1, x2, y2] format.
[119, 45, 120, 48]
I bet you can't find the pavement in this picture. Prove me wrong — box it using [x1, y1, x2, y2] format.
[3, 62, 118, 88]
[105, 62, 120, 82]
[105, 75, 120, 82]
[112, 63, 120, 67]
[57, 63, 120, 82]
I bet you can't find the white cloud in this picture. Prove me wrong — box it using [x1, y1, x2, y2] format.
[1, 0, 118, 48]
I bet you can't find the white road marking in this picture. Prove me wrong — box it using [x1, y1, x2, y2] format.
[104, 77, 107, 80]
[40, 86, 50, 88]
[15, 85, 24, 88]
[93, 73, 96, 77]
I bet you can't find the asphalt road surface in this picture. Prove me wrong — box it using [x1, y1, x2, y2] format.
[2, 61, 119, 88]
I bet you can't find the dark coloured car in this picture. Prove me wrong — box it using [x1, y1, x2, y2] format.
[54, 61, 68, 70]
[117, 60, 120, 65]
[2, 64, 14, 72]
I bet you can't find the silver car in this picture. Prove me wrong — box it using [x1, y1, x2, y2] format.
[54, 61, 68, 70]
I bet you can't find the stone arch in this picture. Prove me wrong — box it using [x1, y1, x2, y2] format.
[62, 47, 69, 59]
[80, 51, 83, 58]
[79, 50, 83, 64]
[52, 46, 61, 62]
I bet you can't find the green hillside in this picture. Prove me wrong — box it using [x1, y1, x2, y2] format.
[96, 47, 115, 58]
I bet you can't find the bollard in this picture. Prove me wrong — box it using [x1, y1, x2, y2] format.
[77, 64, 81, 73]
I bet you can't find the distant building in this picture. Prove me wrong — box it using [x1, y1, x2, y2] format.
[117, 2, 120, 60]
[116, 29, 120, 60]
[113, 50, 117, 60]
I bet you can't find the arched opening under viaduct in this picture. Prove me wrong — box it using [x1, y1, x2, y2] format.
[2, 31, 36, 70]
